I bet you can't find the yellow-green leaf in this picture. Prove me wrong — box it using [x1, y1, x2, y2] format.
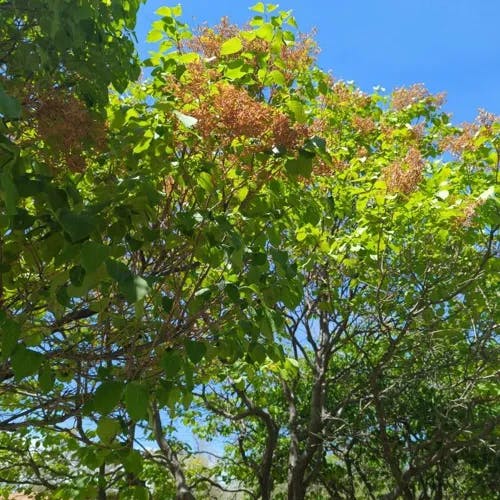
[220, 37, 243, 56]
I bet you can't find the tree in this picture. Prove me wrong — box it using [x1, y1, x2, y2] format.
[0, 2, 498, 499]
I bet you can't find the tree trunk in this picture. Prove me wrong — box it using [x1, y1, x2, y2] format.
[97, 463, 107, 500]
[287, 461, 308, 500]
[152, 404, 195, 500]
[285, 311, 332, 500]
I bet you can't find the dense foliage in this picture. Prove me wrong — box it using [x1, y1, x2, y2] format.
[0, 2, 498, 499]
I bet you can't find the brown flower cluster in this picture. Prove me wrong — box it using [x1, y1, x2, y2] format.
[477, 108, 499, 127]
[383, 147, 424, 194]
[280, 33, 319, 83]
[439, 122, 479, 156]
[186, 17, 240, 58]
[455, 198, 486, 227]
[193, 82, 308, 151]
[312, 157, 349, 176]
[352, 115, 376, 135]
[166, 60, 308, 154]
[439, 109, 499, 157]
[409, 122, 426, 140]
[329, 81, 372, 109]
[165, 61, 219, 105]
[27, 89, 106, 172]
[186, 17, 317, 86]
[392, 83, 445, 111]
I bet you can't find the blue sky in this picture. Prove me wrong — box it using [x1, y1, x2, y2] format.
[135, 1, 499, 123]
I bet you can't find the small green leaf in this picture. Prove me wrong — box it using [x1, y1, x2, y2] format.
[0, 85, 21, 119]
[161, 350, 182, 378]
[38, 367, 55, 393]
[123, 449, 143, 475]
[250, 2, 265, 13]
[155, 6, 172, 17]
[96, 417, 121, 443]
[124, 382, 149, 421]
[185, 340, 207, 364]
[130, 486, 149, 500]
[1, 319, 20, 358]
[161, 296, 174, 313]
[147, 30, 163, 43]
[92, 381, 124, 414]
[69, 265, 86, 287]
[285, 152, 313, 177]
[59, 211, 96, 242]
[296, 227, 308, 242]
[132, 276, 150, 302]
[81, 242, 109, 273]
[287, 99, 307, 123]
[255, 23, 274, 42]
[478, 186, 495, 201]
[235, 186, 249, 202]
[0, 168, 19, 216]
[225, 62, 248, 80]
[220, 37, 243, 56]
[250, 343, 266, 363]
[11, 346, 43, 380]
[266, 69, 286, 86]
[197, 172, 213, 192]
[106, 258, 133, 283]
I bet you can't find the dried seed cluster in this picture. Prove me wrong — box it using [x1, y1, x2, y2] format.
[28, 89, 106, 172]
[383, 147, 424, 194]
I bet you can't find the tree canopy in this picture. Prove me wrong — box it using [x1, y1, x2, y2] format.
[0, 2, 498, 499]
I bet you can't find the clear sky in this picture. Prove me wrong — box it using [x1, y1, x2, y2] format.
[135, 1, 500, 123]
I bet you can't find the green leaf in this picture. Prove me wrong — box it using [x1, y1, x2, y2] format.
[96, 417, 121, 443]
[156, 6, 174, 17]
[105, 261, 148, 302]
[147, 29, 163, 43]
[131, 276, 150, 302]
[287, 99, 307, 123]
[225, 62, 248, 80]
[197, 172, 213, 192]
[92, 381, 124, 414]
[106, 258, 133, 284]
[123, 449, 143, 475]
[185, 340, 207, 364]
[124, 382, 149, 421]
[255, 23, 274, 42]
[58, 211, 97, 242]
[11, 346, 44, 380]
[129, 486, 149, 500]
[69, 265, 86, 287]
[478, 186, 495, 201]
[0, 168, 19, 216]
[161, 296, 174, 313]
[285, 152, 313, 177]
[266, 69, 286, 86]
[1, 319, 20, 358]
[161, 350, 182, 378]
[220, 37, 243, 56]
[38, 367, 55, 393]
[81, 242, 109, 273]
[0, 85, 21, 119]
[250, 2, 266, 13]
[174, 110, 198, 128]
[235, 186, 249, 202]
[250, 343, 267, 363]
